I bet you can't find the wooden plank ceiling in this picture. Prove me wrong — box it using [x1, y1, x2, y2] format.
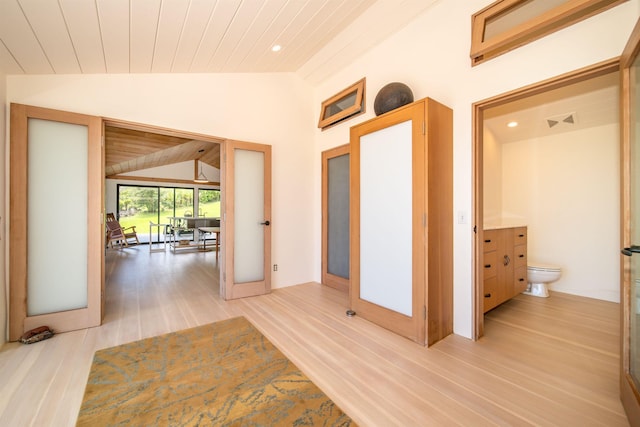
[0, 0, 439, 84]
[105, 125, 220, 178]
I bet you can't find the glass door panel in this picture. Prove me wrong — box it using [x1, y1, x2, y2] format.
[198, 189, 221, 218]
[160, 187, 175, 224]
[234, 149, 265, 283]
[327, 154, 350, 279]
[117, 185, 159, 244]
[28, 119, 88, 315]
[360, 121, 413, 316]
[175, 188, 195, 218]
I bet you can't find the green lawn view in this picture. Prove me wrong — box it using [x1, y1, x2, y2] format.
[118, 201, 220, 234]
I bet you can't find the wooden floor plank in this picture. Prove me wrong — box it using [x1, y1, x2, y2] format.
[0, 249, 629, 426]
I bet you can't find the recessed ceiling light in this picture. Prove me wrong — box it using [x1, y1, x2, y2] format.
[271, 45, 282, 52]
[507, 121, 518, 128]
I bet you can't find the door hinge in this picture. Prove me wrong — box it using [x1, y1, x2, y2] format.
[422, 213, 427, 227]
[423, 305, 427, 320]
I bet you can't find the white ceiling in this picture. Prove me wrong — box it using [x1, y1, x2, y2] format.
[0, 0, 620, 142]
[484, 72, 620, 144]
[0, 0, 438, 83]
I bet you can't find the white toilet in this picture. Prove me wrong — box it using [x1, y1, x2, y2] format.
[524, 262, 562, 298]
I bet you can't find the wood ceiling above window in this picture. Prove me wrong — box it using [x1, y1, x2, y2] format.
[104, 125, 221, 178]
[470, 0, 626, 65]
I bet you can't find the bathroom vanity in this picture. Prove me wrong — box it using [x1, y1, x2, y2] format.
[482, 225, 528, 313]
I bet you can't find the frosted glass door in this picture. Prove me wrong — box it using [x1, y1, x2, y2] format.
[28, 119, 88, 315]
[350, 101, 426, 344]
[222, 140, 271, 300]
[360, 121, 413, 316]
[234, 149, 265, 283]
[9, 104, 102, 341]
[322, 145, 350, 292]
[327, 154, 350, 279]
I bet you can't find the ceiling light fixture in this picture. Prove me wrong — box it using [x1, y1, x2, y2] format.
[194, 160, 208, 184]
[507, 121, 518, 128]
[271, 44, 282, 52]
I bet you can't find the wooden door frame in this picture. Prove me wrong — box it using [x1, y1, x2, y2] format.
[321, 143, 350, 292]
[472, 58, 620, 339]
[620, 17, 640, 423]
[8, 110, 232, 340]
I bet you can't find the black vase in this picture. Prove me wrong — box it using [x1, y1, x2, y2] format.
[374, 82, 414, 116]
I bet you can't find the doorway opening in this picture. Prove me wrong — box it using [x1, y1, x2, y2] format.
[473, 59, 621, 338]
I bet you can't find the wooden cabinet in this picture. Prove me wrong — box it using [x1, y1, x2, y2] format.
[350, 97, 452, 346]
[483, 226, 527, 313]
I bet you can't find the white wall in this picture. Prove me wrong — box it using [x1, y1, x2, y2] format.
[491, 124, 620, 302]
[7, 73, 316, 290]
[483, 128, 502, 224]
[312, 1, 639, 338]
[0, 71, 6, 346]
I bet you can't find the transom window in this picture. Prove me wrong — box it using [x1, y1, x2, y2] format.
[471, 0, 626, 65]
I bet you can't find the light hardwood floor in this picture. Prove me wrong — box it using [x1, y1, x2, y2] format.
[0, 247, 629, 426]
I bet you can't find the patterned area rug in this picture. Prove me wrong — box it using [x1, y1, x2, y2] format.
[77, 316, 354, 426]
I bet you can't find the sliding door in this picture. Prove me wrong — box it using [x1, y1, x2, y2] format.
[9, 104, 103, 341]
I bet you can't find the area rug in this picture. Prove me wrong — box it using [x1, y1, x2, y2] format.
[77, 316, 354, 426]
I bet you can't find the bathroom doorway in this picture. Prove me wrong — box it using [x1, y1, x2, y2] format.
[473, 60, 621, 338]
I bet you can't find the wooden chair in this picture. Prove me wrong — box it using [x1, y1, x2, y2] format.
[105, 213, 139, 248]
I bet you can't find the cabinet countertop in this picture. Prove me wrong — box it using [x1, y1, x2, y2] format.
[483, 223, 527, 231]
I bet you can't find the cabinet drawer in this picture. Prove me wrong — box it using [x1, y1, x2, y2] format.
[514, 227, 527, 246]
[514, 244, 527, 268]
[483, 251, 497, 279]
[483, 276, 499, 313]
[483, 230, 498, 252]
[514, 266, 528, 294]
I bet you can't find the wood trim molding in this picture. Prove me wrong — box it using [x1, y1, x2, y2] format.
[318, 78, 366, 130]
[106, 174, 220, 187]
[471, 0, 626, 65]
[102, 117, 226, 144]
[471, 58, 620, 340]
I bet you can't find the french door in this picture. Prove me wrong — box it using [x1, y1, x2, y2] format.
[9, 104, 103, 341]
[220, 140, 272, 299]
[620, 17, 640, 424]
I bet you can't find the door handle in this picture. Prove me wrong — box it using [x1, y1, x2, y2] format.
[503, 255, 510, 266]
[622, 245, 640, 256]
[260, 220, 270, 226]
